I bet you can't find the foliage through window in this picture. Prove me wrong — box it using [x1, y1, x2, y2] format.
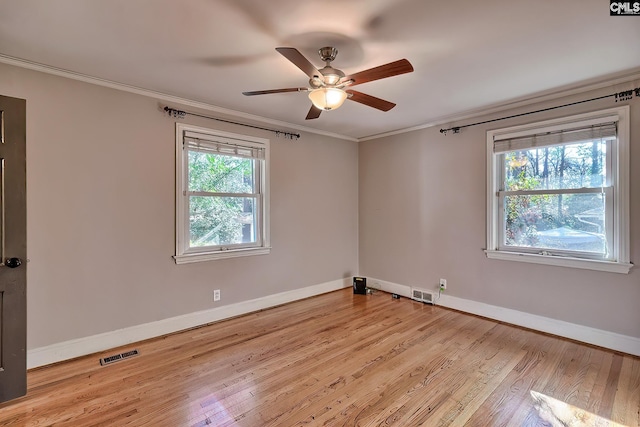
[175, 124, 270, 263]
[502, 138, 610, 255]
[486, 107, 631, 273]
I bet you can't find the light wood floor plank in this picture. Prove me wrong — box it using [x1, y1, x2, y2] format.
[612, 355, 640, 426]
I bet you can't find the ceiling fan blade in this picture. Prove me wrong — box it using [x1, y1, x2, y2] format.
[343, 59, 414, 87]
[242, 87, 307, 96]
[346, 90, 396, 111]
[305, 105, 322, 120]
[276, 47, 321, 79]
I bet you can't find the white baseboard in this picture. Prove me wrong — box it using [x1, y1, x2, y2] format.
[367, 277, 640, 357]
[27, 278, 351, 369]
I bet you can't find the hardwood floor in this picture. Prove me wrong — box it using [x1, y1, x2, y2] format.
[1, 288, 638, 426]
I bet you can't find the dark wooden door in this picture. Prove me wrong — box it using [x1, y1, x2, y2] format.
[0, 94, 27, 403]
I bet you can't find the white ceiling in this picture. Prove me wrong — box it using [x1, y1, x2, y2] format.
[1, 0, 639, 140]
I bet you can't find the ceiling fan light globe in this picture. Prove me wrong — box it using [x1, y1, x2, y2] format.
[308, 88, 348, 111]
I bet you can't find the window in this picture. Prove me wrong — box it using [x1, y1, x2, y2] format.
[174, 124, 270, 264]
[486, 106, 631, 273]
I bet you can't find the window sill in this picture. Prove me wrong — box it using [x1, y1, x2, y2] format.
[485, 250, 633, 274]
[174, 247, 271, 264]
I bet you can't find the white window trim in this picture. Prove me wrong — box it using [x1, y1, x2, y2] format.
[485, 106, 632, 274]
[174, 123, 270, 264]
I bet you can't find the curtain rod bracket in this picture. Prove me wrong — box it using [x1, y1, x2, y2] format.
[164, 106, 186, 119]
[439, 127, 460, 135]
[615, 90, 634, 102]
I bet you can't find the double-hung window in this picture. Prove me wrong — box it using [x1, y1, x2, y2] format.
[486, 106, 631, 273]
[175, 124, 270, 264]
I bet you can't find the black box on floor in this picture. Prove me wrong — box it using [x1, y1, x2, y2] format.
[353, 277, 367, 294]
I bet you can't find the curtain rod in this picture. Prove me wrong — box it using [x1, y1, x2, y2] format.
[439, 87, 639, 135]
[164, 106, 301, 140]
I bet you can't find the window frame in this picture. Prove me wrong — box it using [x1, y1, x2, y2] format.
[485, 106, 632, 274]
[174, 123, 270, 264]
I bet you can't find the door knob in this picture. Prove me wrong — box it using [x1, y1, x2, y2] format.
[5, 257, 22, 268]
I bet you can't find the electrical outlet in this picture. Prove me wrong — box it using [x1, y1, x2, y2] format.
[213, 289, 221, 301]
[439, 279, 447, 290]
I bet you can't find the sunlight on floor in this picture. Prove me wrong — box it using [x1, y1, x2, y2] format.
[189, 393, 235, 426]
[530, 390, 627, 427]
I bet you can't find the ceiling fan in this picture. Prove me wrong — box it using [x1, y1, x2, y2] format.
[242, 47, 414, 120]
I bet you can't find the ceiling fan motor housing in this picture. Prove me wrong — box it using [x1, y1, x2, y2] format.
[316, 47, 344, 86]
[318, 46, 338, 62]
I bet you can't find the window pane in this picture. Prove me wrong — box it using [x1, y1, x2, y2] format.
[188, 151, 254, 193]
[504, 193, 606, 255]
[503, 140, 608, 191]
[189, 196, 257, 247]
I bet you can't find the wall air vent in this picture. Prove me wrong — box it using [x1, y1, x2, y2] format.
[99, 349, 139, 366]
[411, 288, 436, 304]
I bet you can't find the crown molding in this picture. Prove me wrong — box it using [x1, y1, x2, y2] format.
[359, 68, 640, 141]
[0, 54, 358, 142]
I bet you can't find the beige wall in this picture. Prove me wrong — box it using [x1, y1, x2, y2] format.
[0, 62, 359, 349]
[359, 86, 639, 338]
[1, 59, 637, 352]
